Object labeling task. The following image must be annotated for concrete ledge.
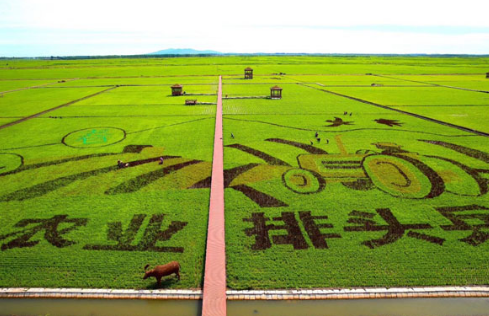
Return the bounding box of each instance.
[0,288,202,300]
[2,286,489,301]
[226,286,489,300]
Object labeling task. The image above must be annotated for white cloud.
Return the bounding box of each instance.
[3,0,489,30]
[1,0,489,55]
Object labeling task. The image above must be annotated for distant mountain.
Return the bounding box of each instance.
[149,48,222,55]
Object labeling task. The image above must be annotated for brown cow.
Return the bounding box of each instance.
[143,261,180,286]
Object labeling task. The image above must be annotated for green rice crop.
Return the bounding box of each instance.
[1,55,489,291]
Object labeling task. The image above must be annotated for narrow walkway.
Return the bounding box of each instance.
[202,76,226,316]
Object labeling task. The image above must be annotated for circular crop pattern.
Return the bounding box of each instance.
[363,155,433,199]
[0,153,23,175]
[282,168,325,194]
[62,127,126,148]
[422,156,484,197]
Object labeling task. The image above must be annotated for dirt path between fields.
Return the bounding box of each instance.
[299,83,489,138]
[0,79,79,95]
[372,74,489,94]
[0,86,118,130]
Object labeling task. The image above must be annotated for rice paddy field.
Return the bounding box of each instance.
[0,56,488,290]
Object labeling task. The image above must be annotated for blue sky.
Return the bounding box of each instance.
[1,0,489,56]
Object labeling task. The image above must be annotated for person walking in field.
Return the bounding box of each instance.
[159,157,164,165]
[231,133,235,139]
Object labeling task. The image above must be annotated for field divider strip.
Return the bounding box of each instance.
[300,83,489,138]
[0,86,118,130]
[0,78,79,95]
[202,75,227,316]
[372,74,489,94]
[223,116,479,138]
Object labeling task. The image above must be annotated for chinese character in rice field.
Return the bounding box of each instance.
[84,214,187,253]
[243,211,340,250]
[299,211,341,249]
[78,128,110,145]
[0,215,88,250]
[344,209,445,248]
[435,205,489,246]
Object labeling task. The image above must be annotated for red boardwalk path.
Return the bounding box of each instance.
[202,76,226,316]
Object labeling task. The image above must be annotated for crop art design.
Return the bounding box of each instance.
[221,137,489,207]
[244,211,340,250]
[325,117,354,127]
[242,205,489,250]
[0,214,188,253]
[0,143,207,201]
[84,214,187,253]
[0,153,23,175]
[1,137,488,205]
[0,215,88,250]
[62,127,126,148]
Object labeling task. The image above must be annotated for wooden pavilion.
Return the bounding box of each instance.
[171,84,183,96]
[270,86,282,99]
[244,67,253,79]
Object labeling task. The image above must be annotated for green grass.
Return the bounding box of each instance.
[59,77,219,87]
[393,105,489,133]
[1,55,489,291]
[0,118,18,125]
[388,75,489,91]
[48,86,218,117]
[219,56,489,289]
[288,74,431,86]
[322,86,489,106]
[0,115,214,288]
[0,80,60,93]
[223,75,299,84]
[223,113,489,289]
[0,87,108,118]
[0,71,216,289]
[313,84,489,134]
[223,84,366,115]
